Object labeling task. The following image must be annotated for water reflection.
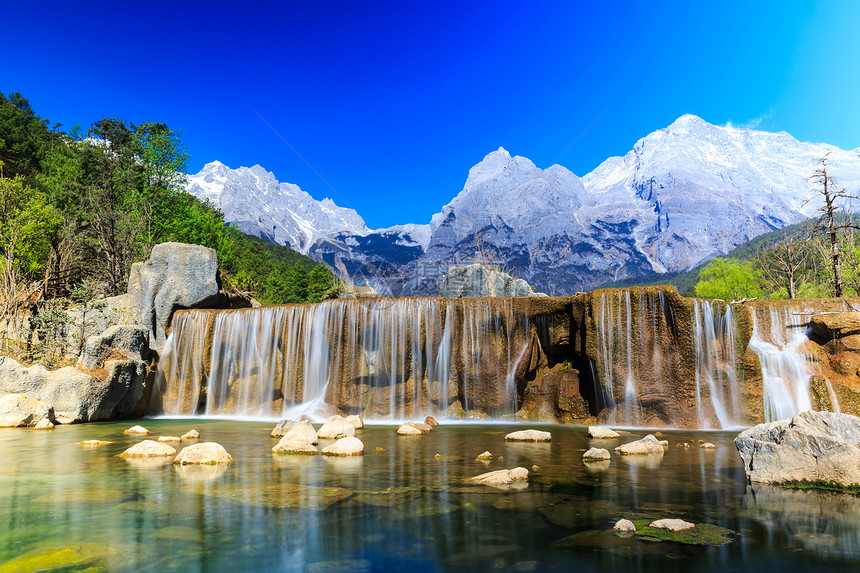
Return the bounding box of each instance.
[0,422,859,572]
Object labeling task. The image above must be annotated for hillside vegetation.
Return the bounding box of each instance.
[0,90,339,319]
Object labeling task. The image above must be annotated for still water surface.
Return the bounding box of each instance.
[1,420,860,572]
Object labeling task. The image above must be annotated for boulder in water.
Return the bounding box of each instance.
[280,420,319,445]
[34,418,55,430]
[588,426,620,439]
[700,442,716,449]
[271,419,297,438]
[78,440,112,446]
[174,442,233,465]
[157,436,181,443]
[476,451,493,461]
[735,410,860,487]
[272,440,319,455]
[469,467,529,486]
[396,423,424,436]
[317,415,355,440]
[424,416,440,426]
[649,519,695,532]
[119,440,177,458]
[613,519,636,532]
[321,436,364,456]
[124,425,150,435]
[0,394,53,427]
[582,447,610,461]
[614,434,665,455]
[344,414,364,429]
[181,429,200,440]
[505,429,551,442]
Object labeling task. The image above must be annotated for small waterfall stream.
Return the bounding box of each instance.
[692,300,742,428]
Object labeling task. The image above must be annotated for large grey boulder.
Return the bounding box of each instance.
[77,325,150,371]
[127,242,225,349]
[735,411,860,487]
[440,264,545,298]
[0,355,147,424]
[0,394,54,427]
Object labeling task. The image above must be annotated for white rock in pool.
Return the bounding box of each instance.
[582,447,610,461]
[469,467,529,486]
[317,416,356,440]
[649,519,695,532]
[614,434,665,455]
[588,426,620,439]
[505,429,551,442]
[344,414,364,429]
[174,442,233,465]
[123,425,150,435]
[118,440,176,458]
[321,436,364,456]
[613,519,636,532]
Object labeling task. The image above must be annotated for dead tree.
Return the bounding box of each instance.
[804,154,859,297]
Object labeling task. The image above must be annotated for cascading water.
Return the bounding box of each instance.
[155,298,532,421]
[748,304,818,422]
[692,300,742,428]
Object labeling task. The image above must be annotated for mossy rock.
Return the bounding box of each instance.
[0,543,124,572]
[631,519,733,546]
[31,489,138,505]
[147,525,204,543]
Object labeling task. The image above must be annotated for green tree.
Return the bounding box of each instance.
[694,257,763,301]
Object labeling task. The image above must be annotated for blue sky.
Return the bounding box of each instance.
[5,1,860,229]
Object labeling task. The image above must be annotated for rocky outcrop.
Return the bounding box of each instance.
[0,394,53,427]
[0,354,147,424]
[127,242,226,350]
[440,264,542,298]
[735,411,860,487]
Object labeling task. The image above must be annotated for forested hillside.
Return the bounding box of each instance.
[0,91,339,319]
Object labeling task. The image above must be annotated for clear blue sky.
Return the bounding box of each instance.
[5,1,860,229]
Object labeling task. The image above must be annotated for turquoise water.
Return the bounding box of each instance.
[1,420,860,572]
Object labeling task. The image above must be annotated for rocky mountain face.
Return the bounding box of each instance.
[186,116,860,295]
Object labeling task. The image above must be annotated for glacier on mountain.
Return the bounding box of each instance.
[185,115,860,296]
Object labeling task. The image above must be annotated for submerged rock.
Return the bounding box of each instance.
[0,393,53,427]
[174,442,233,465]
[469,467,529,486]
[700,442,716,449]
[582,447,610,461]
[317,415,355,439]
[614,434,665,455]
[613,519,636,532]
[123,425,150,435]
[649,518,695,532]
[588,426,620,439]
[118,440,176,458]
[321,436,364,456]
[505,429,551,442]
[735,410,860,487]
[78,440,112,446]
[476,451,493,461]
[344,414,364,429]
[271,419,297,437]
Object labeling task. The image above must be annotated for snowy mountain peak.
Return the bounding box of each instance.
[186,162,369,254]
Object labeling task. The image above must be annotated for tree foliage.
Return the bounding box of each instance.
[0,90,338,310]
[693,258,763,301]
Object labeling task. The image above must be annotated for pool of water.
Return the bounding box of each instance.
[1,420,860,572]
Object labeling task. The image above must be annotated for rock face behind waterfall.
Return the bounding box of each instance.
[440,264,543,298]
[735,411,860,487]
[127,242,227,349]
[152,286,860,428]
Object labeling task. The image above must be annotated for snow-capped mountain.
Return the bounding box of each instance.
[186,116,860,295]
[186,161,370,253]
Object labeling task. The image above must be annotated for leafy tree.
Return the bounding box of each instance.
[0,177,63,323]
[693,257,763,301]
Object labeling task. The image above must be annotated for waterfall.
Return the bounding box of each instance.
[748,304,816,422]
[155,298,532,421]
[692,300,742,428]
